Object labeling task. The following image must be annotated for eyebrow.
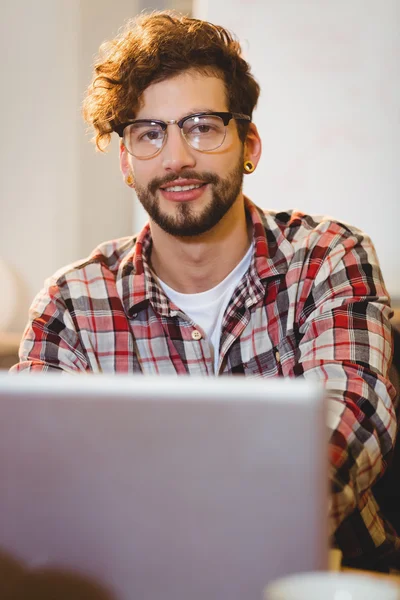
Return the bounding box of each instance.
[135,108,220,121]
[189,108,216,114]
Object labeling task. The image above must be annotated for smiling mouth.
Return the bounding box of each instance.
[161,183,206,192]
[159,181,209,202]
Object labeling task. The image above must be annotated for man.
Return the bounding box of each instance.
[12,12,399,570]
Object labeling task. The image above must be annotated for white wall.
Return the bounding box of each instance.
[0,1,81,331]
[0,0,139,332]
[194,0,400,299]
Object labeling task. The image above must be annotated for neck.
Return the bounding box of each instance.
[150,197,252,293]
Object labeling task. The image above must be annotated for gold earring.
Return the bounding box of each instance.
[244,161,255,174]
[126,173,134,187]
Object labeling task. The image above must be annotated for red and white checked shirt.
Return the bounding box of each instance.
[12,198,399,568]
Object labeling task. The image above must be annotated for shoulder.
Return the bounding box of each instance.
[252,205,376,265]
[247,202,382,291]
[259,207,367,249]
[50,236,137,289]
[33,236,139,313]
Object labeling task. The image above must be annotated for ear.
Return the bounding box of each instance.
[119,142,135,187]
[244,123,262,170]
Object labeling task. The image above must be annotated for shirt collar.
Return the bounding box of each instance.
[246,197,294,280]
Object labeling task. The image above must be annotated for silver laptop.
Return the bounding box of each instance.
[0,373,328,600]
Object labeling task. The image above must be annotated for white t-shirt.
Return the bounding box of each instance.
[156,243,253,373]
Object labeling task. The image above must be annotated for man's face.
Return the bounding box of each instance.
[120,70,246,237]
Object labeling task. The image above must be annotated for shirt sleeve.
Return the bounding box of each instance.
[10,280,88,373]
[295,225,398,539]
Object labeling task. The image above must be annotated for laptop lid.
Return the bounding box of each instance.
[0,374,328,600]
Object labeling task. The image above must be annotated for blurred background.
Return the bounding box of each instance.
[0,0,399,337]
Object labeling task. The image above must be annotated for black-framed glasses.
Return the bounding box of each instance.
[114,112,251,158]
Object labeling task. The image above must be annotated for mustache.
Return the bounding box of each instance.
[148,171,220,195]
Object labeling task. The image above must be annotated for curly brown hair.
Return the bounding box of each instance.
[82,11,260,151]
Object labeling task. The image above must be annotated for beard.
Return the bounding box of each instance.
[134,155,244,237]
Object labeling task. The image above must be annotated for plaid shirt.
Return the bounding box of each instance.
[12,198,399,568]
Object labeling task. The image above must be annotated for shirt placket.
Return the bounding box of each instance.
[169,309,214,376]
[217,269,266,375]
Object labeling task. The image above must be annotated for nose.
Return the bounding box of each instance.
[161,124,196,172]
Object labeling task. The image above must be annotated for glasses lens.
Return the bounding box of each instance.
[182,115,226,151]
[124,122,165,157]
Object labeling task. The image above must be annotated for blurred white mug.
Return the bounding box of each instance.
[264,571,399,600]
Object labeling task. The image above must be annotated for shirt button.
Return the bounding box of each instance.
[192,330,202,341]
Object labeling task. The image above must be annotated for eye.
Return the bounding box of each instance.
[126,122,164,145]
[139,129,164,142]
[190,124,215,134]
[184,115,225,138]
